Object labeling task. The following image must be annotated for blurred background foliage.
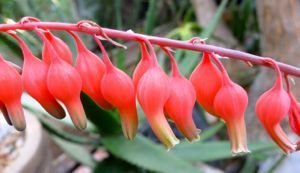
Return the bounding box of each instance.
[0,0,284,172]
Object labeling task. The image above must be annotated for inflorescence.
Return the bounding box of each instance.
[0,16,300,155]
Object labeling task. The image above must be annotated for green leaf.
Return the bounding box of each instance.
[171,140,277,162]
[52,136,97,168]
[81,93,122,136]
[240,155,257,173]
[102,134,202,173]
[201,0,229,39]
[200,121,225,141]
[144,0,157,34]
[25,106,99,145]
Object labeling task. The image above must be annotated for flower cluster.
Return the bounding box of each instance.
[1,18,300,155]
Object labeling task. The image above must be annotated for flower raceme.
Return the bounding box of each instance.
[3,18,300,154]
[255,58,296,154]
[211,53,250,155]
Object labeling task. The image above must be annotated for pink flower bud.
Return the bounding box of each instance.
[41,30,73,65]
[162,47,200,142]
[255,58,296,153]
[9,32,66,119]
[212,53,249,155]
[190,52,222,115]
[0,55,25,130]
[136,41,179,149]
[69,31,112,109]
[94,36,138,139]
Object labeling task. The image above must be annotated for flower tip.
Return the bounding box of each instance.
[65,99,87,130]
[42,102,66,119]
[165,138,180,151]
[232,148,251,157]
[119,108,138,140]
[186,134,200,143]
[6,102,26,131]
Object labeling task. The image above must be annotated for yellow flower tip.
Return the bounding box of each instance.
[186,134,200,143]
[165,138,180,151]
[74,120,87,130]
[232,148,251,157]
[122,128,136,140]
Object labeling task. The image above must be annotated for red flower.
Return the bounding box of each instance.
[255,58,296,153]
[190,52,222,115]
[9,32,66,119]
[162,47,200,142]
[69,31,112,109]
[94,36,138,140]
[212,53,249,155]
[0,55,25,130]
[288,93,300,136]
[283,75,300,136]
[41,30,73,65]
[136,40,179,149]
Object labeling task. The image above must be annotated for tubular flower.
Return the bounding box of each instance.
[69,31,112,109]
[41,30,73,65]
[288,93,300,136]
[284,75,300,136]
[255,58,296,154]
[36,30,87,130]
[9,32,66,119]
[137,40,179,149]
[162,47,200,142]
[0,55,25,130]
[212,53,249,155]
[132,42,152,88]
[190,52,222,115]
[94,35,138,140]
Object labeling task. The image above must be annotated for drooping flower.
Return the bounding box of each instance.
[8,32,66,119]
[190,52,222,116]
[69,31,112,109]
[212,53,250,155]
[36,28,87,130]
[162,47,200,142]
[288,93,300,136]
[255,58,296,154]
[94,35,138,140]
[136,39,179,149]
[40,30,73,65]
[132,42,152,88]
[284,75,300,136]
[0,55,25,130]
